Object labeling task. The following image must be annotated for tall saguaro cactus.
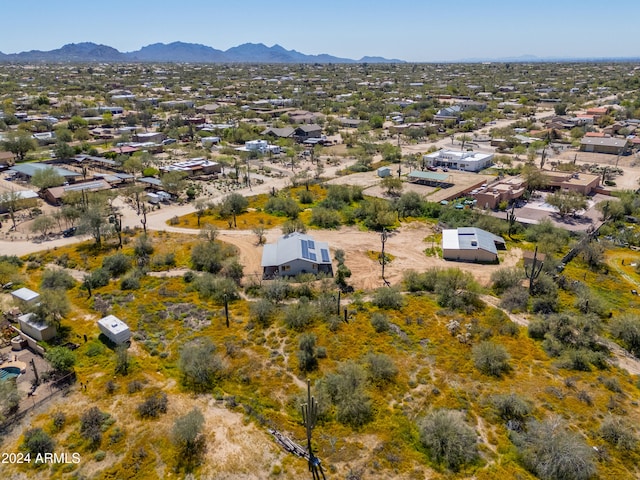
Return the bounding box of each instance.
[525,246,544,294]
[301,380,326,480]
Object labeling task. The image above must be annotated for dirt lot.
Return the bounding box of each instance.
[217,222,521,291]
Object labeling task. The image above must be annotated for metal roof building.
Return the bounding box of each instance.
[442,227,506,263]
[9,162,80,179]
[262,233,333,278]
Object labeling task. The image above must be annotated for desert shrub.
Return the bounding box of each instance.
[191,273,239,304]
[250,299,274,327]
[574,287,607,317]
[45,347,76,373]
[265,196,300,218]
[610,314,640,356]
[151,252,176,268]
[85,268,110,289]
[418,409,478,471]
[120,270,142,290]
[297,333,318,372]
[102,253,131,277]
[178,338,226,392]
[127,380,144,394]
[220,259,244,285]
[491,267,523,295]
[263,278,290,304]
[599,415,638,450]
[515,416,595,480]
[81,407,109,448]
[403,268,439,292]
[370,312,390,333]
[324,362,373,428]
[371,287,404,309]
[137,391,169,419]
[366,353,398,384]
[298,189,314,204]
[500,286,529,312]
[281,219,307,234]
[190,240,235,273]
[0,380,20,419]
[472,341,511,377]
[491,393,532,425]
[601,376,622,393]
[172,407,206,472]
[283,297,315,330]
[354,197,396,230]
[434,268,480,312]
[531,295,559,314]
[40,268,76,290]
[47,412,66,433]
[22,428,55,456]
[310,207,342,228]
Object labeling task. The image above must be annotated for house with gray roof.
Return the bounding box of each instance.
[442,227,506,263]
[261,233,333,278]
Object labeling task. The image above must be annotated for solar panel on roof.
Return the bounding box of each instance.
[309,253,317,261]
[321,249,330,263]
[301,240,309,259]
[308,240,315,249]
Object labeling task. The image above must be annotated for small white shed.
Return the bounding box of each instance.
[18,313,57,342]
[377,166,391,178]
[11,287,40,307]
[98,315,131,345]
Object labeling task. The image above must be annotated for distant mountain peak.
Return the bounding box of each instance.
[0,42,403,64]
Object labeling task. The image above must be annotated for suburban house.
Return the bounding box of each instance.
[472,177,527,210]
[442,227,506,263]
[98,315,131,345]
[9,162,82,184]
[580,137,630,155]
[261,126,295,139]
[132,132,165,144]
[18,313,57,342]
[160,159,221,176]
[262,232,333,278]
[43,179,112,205]
[241,140,281,154]
[423,150,494,172]
[542,171,601,195]
[293,125,322,143]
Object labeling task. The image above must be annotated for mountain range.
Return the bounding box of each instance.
[0,42,404,64]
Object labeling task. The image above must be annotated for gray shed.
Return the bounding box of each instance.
[442,227,506,263]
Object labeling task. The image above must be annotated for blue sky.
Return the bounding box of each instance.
[2,0,638,61]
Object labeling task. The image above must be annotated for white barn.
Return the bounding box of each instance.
[98,315,131,345]
[442,227,506,263]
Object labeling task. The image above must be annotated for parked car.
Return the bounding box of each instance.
[62,227,77,237]
[162,138,177,145]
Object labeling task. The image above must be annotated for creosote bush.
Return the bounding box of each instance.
[599,415,638,450]
[370,312,390,333]
[472,341,511,377]
[418,409,478,471]
[137,391,169,419]
[371,287,404,310]
[22,428,55,456]
[178,338,226,392]
[514,416,595,480]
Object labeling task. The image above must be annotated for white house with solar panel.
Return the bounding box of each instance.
[261,233,333,278]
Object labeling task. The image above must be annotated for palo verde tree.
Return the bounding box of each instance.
[220,192,248,228]
[0,131,36,161]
